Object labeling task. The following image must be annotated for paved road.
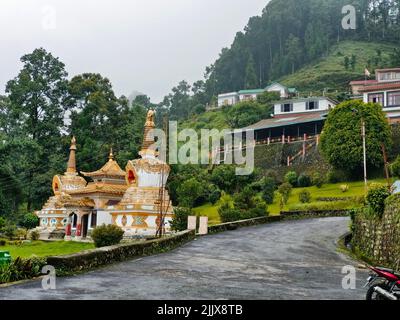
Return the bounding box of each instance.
[0,217,369,300]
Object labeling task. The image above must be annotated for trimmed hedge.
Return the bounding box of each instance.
[47,230,195,273]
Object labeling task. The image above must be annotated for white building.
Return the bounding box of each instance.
[217,92,239,107]
[215,82,297,109]
[238,89,265,102]
[274,97,337,116]
[356,68,400,123]
[265,82,294,99]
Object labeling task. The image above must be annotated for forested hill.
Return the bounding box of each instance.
[208,0,400,95]
[161,0,400,121]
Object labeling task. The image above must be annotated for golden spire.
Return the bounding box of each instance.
[109,147,114,161]
[66,136,77,174]
[140,110,157,156]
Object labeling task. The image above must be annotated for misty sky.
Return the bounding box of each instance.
[0,0,268,103]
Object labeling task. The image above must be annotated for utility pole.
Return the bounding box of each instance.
[353,109,368,192]
[381,143,391,190]
[361,118,368,192]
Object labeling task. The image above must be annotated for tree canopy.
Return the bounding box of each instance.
[320,100,392,175]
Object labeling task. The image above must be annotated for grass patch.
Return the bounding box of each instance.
[1,241,95,259]
[280,40,399,94]
[194,178,389,224]
[193,202,222,226]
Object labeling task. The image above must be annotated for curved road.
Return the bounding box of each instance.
[0,217,368,300]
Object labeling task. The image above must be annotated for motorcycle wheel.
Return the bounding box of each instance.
[366,283,390,300]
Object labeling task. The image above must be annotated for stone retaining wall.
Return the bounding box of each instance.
[47,230,195,273]
[352,194,400,269]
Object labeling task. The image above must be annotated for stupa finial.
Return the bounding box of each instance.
[66,136,77,174]
[109,147,114,161]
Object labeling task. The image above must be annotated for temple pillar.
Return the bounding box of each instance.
[74,214,83,241]
[65,217,72,241]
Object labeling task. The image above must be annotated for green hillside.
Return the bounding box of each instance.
[180,41,399,132]
[280,41,399,95]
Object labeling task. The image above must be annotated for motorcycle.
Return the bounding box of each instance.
[364,266,400,300]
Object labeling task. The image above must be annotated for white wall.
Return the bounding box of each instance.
[217,93,238,107]
[239,93,258,102]
[97,210,112,226]
[363,90,400,112]
[274,99,333,116]
[267,84,288,98]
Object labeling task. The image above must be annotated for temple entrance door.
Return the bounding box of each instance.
[82,214,89,239]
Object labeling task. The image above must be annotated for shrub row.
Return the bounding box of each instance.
[0,257,47,284]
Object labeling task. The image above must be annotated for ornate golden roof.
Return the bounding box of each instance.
[81,149,126,178]
[43,193,95,209]
[68,182,128,196]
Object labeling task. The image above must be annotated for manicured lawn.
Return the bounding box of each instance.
[193,203,221,226]
[194,178,391,225]
[1,241,95,259]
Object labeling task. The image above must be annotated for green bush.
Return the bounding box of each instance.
[0,257,47,284]
[297,173,312,188]
[365,184,391,218]
[170,207,192,232]
[218,202,241,223]
[0,239,6,246]
[177,178,205,208]
[261,177,276,205]
[29,230,40,241]
[16,228,28,240]
[312,172,324,188]
[3,223,17,240]
[284,171,298,187]
[20,213,39,230]
[241,203,268,220]
[299,190,311,203]
[326,169,348,183]
[0,217,5,229]
[207,185,221,205]
[390,155,400,178]
[278,183,293,204]
[320,100,392,174]
[91,224,124,248]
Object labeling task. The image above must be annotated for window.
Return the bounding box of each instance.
[368,93,384,106]
[281,103,293,113]
[306,101,319,110]
[387,91,400,107]
[379,72,400,81]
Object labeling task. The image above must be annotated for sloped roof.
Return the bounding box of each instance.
[265,82,287,90]
[238,89,264,95]
[81,158,125,178]
[68,182,128,196]
[241,111,328,132]
[359,82,400,92]
[349,80,378,85]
